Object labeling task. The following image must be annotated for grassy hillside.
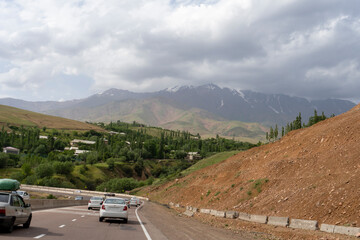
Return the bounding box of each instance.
[180,151,240,176]
[0,104,103,131]
[46,98,267,142]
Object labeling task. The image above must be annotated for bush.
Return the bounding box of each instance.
[86,152,99,165]
[24,175,38,185]
[47,194,57,199]
[119,165,133,177]
[39,177,75,188]
[34,144,48,155]
[0,152,9,168]
[35,163,54,178]
[96,178,140,193]
[10,171,26,182]
[53,161,74,175]
[106,159,115,170]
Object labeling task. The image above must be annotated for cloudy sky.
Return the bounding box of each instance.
[0,0,359,103]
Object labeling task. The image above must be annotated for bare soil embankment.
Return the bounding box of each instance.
[145,104,360,228]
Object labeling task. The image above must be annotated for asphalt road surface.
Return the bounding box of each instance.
[0,201,262,240]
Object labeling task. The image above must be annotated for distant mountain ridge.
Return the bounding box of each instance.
[0,84,355,141]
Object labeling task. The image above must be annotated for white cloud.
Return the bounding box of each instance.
[0,0,359,101]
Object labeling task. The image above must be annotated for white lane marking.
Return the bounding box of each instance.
[34,234,46,239]
[59,225,66,228]
[135,203,152,240]
[81,215,85,217]
[72,219,77,222]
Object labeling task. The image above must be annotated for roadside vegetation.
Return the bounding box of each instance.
[0,120,257,193]
[265,110,334,142]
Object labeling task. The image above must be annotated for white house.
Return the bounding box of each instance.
[3,147,20,155]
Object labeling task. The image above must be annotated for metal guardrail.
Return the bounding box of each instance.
[20,184,149,201]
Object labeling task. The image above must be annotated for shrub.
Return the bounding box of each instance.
[47,194,57,199]
[96,178,140,193]
[53,161,74,175]
[0,152,9,168]
[35,163,54,178]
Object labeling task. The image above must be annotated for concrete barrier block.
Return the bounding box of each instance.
[169,202,174,207]
[267,216,289,227]
[215,211,226,218]
[238,212,251,221]
[333,225,360,237]
[289,219,318,231]
[192,207,198,213]
[226,211,239,219]
[183,210,194,217]
[210,209,218,216]
[175,203,180,208]
[320,224,335,233]
[200,209,211,214]
[250,214,268,224]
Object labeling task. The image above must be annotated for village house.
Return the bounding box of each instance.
[70,139,96,146]
[187,152,201,160]
[3,147,20,155]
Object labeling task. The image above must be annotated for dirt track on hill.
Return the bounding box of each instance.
[146,104,360,232]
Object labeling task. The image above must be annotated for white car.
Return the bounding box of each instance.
[0,191,32,232]
[129,197,140,207]
[15,191,30,200]
[88,196,104,210]
[99,198,128,223]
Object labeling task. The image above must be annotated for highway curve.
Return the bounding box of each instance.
[0,202,263,240]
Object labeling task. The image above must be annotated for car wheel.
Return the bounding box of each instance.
[7,218,15,233]
[123,218,128,224]
[99,217,104,222]
[88,207,91,210]
[23,214,32,228]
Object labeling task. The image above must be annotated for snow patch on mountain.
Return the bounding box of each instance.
[268,105,279,114]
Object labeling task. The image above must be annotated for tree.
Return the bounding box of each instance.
[35,163,54,178]
[0,153,9,168]
[269,127,274,141]
[53,161,74,175]
[86,152,99,165]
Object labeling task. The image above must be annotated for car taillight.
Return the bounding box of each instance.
[89,200,91,203]
[123,205,127,211]
[101,205,105,210]
[0,207,5,215]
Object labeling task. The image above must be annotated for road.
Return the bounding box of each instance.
[0,201,262,240]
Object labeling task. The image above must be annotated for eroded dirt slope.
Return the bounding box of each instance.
[146,104,360,226]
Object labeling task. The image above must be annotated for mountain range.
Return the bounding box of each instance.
[0,84,355,141]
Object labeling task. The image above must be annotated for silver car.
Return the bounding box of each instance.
[0,191,32,233]
[15,191,30,200]
[130,197,140,207]
[88,196,104,210]
[99,198,128,223]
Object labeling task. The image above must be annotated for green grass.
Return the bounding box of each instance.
[0,168,21,178]
[181,151,239,176]
[72,165,107,182]
[0,104,103,131]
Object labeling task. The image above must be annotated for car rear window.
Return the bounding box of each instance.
[105,199,125,204]
[0,194,9,203]
[91,197,103,200]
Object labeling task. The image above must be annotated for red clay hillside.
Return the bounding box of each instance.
[146,104,360,227]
